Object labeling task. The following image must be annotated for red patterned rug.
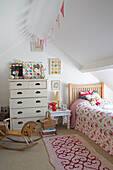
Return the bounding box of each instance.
[43,134,113,170]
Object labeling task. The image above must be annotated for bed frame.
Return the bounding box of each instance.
[68,83,104,108]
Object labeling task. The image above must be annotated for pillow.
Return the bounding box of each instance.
[92,93,101,100]
[87,93,101,106]
[85,95,93,101]
[90,98,101,106]
[80,90,97,99]
[86,93,101,101]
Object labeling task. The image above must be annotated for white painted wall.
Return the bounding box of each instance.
[92,70,113,102]
[0,40,103,108]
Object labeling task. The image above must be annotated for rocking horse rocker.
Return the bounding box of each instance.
[0,117,42,151]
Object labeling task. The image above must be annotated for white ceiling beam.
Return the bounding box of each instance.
[80,57,113,72]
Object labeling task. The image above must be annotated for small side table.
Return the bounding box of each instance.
[49,109,71,129]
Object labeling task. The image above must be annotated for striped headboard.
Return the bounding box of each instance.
[68,83,104,108]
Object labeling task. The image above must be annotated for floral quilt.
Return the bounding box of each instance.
[71,99,113,156]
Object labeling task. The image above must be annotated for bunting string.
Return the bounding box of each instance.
[33,0,65,48]
[56,14,60,28]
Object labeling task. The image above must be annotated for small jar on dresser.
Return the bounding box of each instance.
[9,79,48,130]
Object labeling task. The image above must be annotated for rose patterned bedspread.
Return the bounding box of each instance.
[70,99,113,156]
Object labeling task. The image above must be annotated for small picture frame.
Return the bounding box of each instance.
[51,80,60,90]
[61,104,67,111]
[49,59,61,75]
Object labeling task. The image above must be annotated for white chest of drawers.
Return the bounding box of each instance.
[9,79,48,129]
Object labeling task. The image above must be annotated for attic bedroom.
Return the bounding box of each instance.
[0,0,113,169]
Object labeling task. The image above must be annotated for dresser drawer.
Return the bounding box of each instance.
[9,82,28,89]
[10,98,47,108]
[10,89,47,98]
[10,107,48,118]
[28,81,47,89]
[10,117,42,130]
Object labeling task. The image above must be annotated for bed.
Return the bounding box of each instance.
[68,83,113,156]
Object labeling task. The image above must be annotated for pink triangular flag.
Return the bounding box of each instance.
[40,39,42,44]
[56,14,60,28]
[42,39,44,45]
[40,40,43,48]
[52,26,54,38]
[45,37,47,47]
[37,37,39,46]
[60,1,64,17]
[48,33,51,40]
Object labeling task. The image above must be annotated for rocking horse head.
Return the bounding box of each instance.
[21,121,38,137]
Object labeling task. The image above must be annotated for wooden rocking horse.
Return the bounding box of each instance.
[0,117,42,151]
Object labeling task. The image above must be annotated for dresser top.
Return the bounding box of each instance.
[9,79,48,82]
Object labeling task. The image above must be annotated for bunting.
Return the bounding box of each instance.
[60,0,64,17]
[56,14,60,27]
[34,1,65,49]
[45,36,47,47]
[52,26,54,38]
[39,40,42,48]
[37,37,39,46]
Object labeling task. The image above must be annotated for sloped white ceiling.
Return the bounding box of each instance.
[26,0,62,38]
[53,0,113,72]
[0,0,113,72]
[0,0,32,56]
[0,0,63,56]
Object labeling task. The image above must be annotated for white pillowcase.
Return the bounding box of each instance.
[86,93,101,101]
[85,95,92,101]
[92,93,101,100]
